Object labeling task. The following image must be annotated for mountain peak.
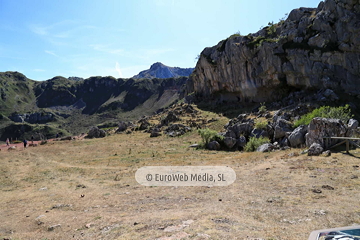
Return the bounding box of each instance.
[133,63,194,79]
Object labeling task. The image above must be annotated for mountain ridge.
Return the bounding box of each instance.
[133,62,194,79]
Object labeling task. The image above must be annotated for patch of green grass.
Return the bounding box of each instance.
[254,119,268,129]
[197,128,224,146]
[244,136,270,152]
[294,105,353,127]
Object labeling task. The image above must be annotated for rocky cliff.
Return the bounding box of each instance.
[133,62,194,79]
[187,0,360,103]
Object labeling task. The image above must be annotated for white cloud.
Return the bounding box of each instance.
[45,50,59,57]
[115,62,123,78]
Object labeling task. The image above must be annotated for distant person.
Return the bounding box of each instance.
[31,135,34,144]
[23,139,28,148]
[6,138,10,146]
[56,133,59,139]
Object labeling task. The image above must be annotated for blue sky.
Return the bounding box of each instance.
[0,0,321,80]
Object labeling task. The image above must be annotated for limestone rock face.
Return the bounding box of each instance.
[187,0,360,102]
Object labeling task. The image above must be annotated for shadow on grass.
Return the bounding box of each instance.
[195,101,260,119]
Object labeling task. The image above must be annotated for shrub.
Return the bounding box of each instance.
[294,105,353,127]
[244,136,270,152]
[255,119,268,129]
[259,102,267,113]
[197,128,224,145]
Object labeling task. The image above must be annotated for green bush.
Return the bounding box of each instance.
[294,105,353,127]
[197,128,224,145]
[255,119,268,129]
[259,102,267,113]
[244,136,270,152]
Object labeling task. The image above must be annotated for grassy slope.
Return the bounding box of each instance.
[1,106,360,239]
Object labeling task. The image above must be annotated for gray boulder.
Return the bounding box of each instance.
[257,143,275,152]
[224,137,237,149]
[87,127,106,138]
[207,141,221,151]
[164,124,191,137]
[228,121,254,138]
[305,117,347,148]
[161,111,180,126]
[288,125,308,147]
[236,136,247,149]
[348,119,359,130]
[251,128,269,138]
[117,121,129,132]
[308,143,323,156]
[274,119,293,139]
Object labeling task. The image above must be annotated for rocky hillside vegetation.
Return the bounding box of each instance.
[0,71,187,141]
[187,0,360,103]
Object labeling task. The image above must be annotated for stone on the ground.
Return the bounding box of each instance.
[288,125,308,147]
[224,137,237,149]
[207,141,220,150]
[305,117,347,147]
[257,143,275,152]
[308,143,324,156]
[87,127,106,138]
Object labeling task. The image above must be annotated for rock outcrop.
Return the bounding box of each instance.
[187,0,360,103]
[86,127,106,139]
[9,112,54,124]
[305,117,347,147]
[133,62,194,79]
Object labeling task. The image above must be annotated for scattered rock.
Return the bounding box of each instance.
[48,224,61,231]
[313,209,327,215]
[86,126,106,139]
[164,124,191,137]
[138,118,151,130]
[251,128,269,138]
[207,141,220,151]
[228,121,254,138]
[322,185,334,190]
[161,111,180,126]
[321,150,331,157]
[35,215,46,225]
[312,189,322,194]
[257,143,275,152]
[274,119,293,139]
[150,131,162,138]
[288,125,308,148]
[236,136,247,149]
[223,137,237,149]
[51,204,72,209]
[308,143,324,156]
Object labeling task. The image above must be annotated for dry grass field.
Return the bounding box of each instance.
[1,110,360,240]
